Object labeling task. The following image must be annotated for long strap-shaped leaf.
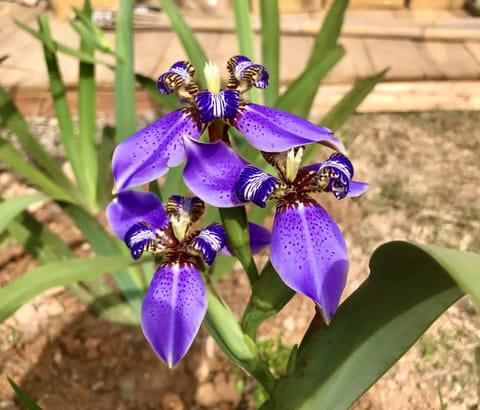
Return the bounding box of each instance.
[0,195,46,232]
[115,0,137,142]
[0,254,134,322]
[7,378,41,410]
[263,241,479,410]
[159,0,208,86]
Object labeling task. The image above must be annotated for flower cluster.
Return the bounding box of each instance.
[108,55,367,365]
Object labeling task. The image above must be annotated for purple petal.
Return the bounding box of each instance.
[157,61,196,94]
[191,223,227,265]
[348,181,369,197]
[195,90,239,123]
[142,261,207,367]
[220,222,271,256]
[113,109,201,191]
[270,200,348,321]
[226,55,269,89]
[236,165,278,208]
[183,137,247,207]
[318,153,354,200]
[106,190,167,239]
[232,103,345,153]
[124,222,157,260]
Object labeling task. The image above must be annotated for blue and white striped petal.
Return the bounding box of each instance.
[191,223,227,265]
[236,165,278,208]
[166,196,205,224]
[318,153,354,199]
[156,61,195,95]
[124,222,157,260]
[195,90,240,123]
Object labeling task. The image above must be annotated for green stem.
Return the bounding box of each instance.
[219,207,259,284]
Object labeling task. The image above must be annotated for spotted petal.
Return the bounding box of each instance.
[113,109,201,191]
[106,190,167,239]
[183,137,247,207]
[232,103,345,153]
[142,261,207,367]
[270,200,348,321]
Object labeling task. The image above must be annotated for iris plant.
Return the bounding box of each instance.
[112,56,345,192]
[107,191,226,366]
[182,139,368,321]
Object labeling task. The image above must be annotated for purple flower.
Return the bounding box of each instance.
[107,191,226,366]
[182,139,368,321]
[112,56,344,192]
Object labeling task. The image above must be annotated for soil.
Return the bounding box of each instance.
[0,111,479,409]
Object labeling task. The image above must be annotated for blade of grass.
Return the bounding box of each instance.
[259,0,280,106]
[78,0,99,211]
[0,86,73,189]
[7,378,41,410]
[115,0,137,142]
[232,0,258,103]
[0,195,46,232]
[37,15,92,208]
[97,125,116,208]
[159,0,208,86]
[0,138,77,203]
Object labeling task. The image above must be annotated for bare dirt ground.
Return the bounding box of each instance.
[0,111,479,409]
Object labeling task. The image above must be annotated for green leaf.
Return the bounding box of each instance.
[96,125,116,207]
[320,69,388,132]
[159,0,208,86]
[0,138,77,203]
[7,378,42,410]
[115,0,137,142]
[259,0,280,106]
[275,0,348,117]
[219,207,258,285]
[0,255,134,323]
[264,241,479,410]
[275,45,344,117]
[135,73,180,112]
[232,0,258,103]
[0,195,46,232]
[77,0,99,211]
[62,204,145,317]
[241,262,294,340]
[37,15,91,205]
[0,85,72,189]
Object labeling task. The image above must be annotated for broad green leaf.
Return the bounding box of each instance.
[260,0,280,106]
[159,0,208,86]
[0,255,134,322]
[0,86,72,189]
[232,0,258,103]
[78,0,99,211]
[320,69,388,132]
[0,195,46,232]
[219,207,258,285]
[0,138,76,203]
[96,125,116,207]
[7,378,41,410]
[115,0,137,142]
[264,241,479,410]
[275,45,344,117]
[38,15,91,206]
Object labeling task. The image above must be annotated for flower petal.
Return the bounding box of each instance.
[318,153,354,200]
[106,190,168,239]
[183,137,247,207]
[236,165,278,208]
[348,181,369,197]
[124,222,157,260]
[195,90,239,123]
[270,200,348,321]
[220,222,271,256]
[113,109,201,191]
[191,223,227,265]
[232,103,344,153]
[142,261,207,367]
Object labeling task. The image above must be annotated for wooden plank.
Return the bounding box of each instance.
[464,42,480,66]
[409,0,465,9]
[363,38,427,80]
[280,35,315,84]
[419,41,480,79]
[341,38,375,79]
[134,31,174,78]
[0,2,45,40]
[325,0,404,8]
